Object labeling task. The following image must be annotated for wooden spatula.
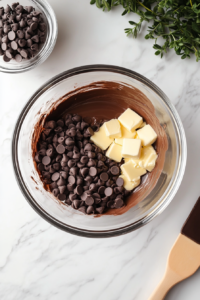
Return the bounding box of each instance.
[149,197,200,300]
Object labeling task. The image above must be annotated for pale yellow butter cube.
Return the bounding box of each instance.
[106,142,122,162]
[115,125,136,145]
[120,160,146,181]
[119,174,141,191]
[134,133,140,140]
[105,119,121,138]
[122,138,142,159]
[137,124,157,146]
[139,122,146,128]
[118,108,143,131]
[90,124,114,150]
[132,146,158,172]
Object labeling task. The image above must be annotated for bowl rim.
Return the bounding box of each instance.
[0,0,58,74]
[12,64,187,238]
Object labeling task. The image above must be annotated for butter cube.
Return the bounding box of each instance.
[106,142,122,162]
[122,138,142,159]
[121,160,146,181]
[132,146,158,172]
[137,124,157,146]
[115,125,136,146]
[90,124,114,150]
[105,119,121,138]
[139,122,146,128]
[118,108,143,131]
[119,174,141,191]
[134,133,140,140]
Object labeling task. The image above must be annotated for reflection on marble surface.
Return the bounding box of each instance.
[0,0,200,299]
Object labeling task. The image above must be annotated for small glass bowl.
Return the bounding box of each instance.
[12,65,187,237]
[0,0,57,73]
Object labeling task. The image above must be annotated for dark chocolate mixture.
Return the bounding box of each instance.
[32,81,168,216]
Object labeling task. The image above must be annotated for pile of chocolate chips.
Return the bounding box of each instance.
[34,113,132,214]
[0,3,46,62]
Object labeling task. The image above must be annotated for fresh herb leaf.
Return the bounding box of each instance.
[90,0,200,61]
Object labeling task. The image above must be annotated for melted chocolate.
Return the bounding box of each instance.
[32,81,168,216]
[181,197,200,245]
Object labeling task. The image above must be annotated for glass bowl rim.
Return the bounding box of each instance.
[0,0,58,74]
[12,64,187,238]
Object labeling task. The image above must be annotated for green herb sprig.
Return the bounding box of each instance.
[90,0,200,61]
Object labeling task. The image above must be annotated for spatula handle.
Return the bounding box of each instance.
[149,267,181,300]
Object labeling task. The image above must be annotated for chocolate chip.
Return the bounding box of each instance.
[100,172,109,182]
[56,144,65,154]
[4,25,11,34]
[96,207,104,214]
[42,156,51,166]
[107,200,115,208]
[31,34,39,43]
[106,179,113,187]
[85,176,93,184]
[51,172,60,182]
[80,192,88,201]
[89,183,97,192]
[68,175,75,185]
[42,171,51,179]
[87,206,95,214]
[68,159,76,168]
[57,176,66,186]
[105,187,113,197]
[80,156,88,164]
[2,43,8,51]
[69,193,77,201]
[46,148,54,157]
[10,40,18,50]
[53,162,60,170]
[35,153,41,163]
[81,167,89,177]
[73,200,81,209]
[78,206,86,214]
[58,194,66,201]
[58,185,66,194]
[116,177,124,187]
[52,188,59,197]
[20,47,28,57]
[111,166,120,175]
[25,6,33,13]
[79,121,87,130]
[89,167,97,177]
[115,198,124,208]
[69,167,78,177]
[8,31,16,40]
[60,171,68,179]
[67,184,74,192]
[49,166,55,174]
[37,163,44,171]
[5,49,13,59]
[74,185,83,196]
[50,182,57,190]
[5,4,11,13]
[94,198,101,205]
[16,29,24,38]
[98,186,105,195]
[85,196,94,206]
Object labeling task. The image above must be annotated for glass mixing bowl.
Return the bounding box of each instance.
[12,65,187,237]
[0,0,57,73]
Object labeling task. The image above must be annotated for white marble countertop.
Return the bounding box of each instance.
[0,0,200,299]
